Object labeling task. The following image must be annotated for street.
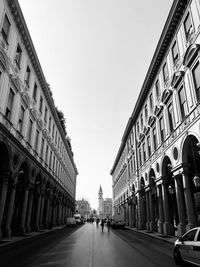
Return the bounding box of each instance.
[0,223,192,267]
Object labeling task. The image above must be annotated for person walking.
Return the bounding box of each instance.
[100,219,105,232]
[107,219,111,232]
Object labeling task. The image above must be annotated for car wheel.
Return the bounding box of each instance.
[173,248,182,265]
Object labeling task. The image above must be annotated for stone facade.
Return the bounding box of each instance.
[0,0,78,238]
[111,0,200,237]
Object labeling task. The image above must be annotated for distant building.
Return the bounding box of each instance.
[76,199,91,219]
[98,186,112,219]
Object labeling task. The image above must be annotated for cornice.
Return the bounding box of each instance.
[6,0,78,174]
[131,0,189,122]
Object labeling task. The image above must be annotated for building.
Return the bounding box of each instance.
[98,185,112,219]
[111,0,200,238]
[76,199,91,219]
[0,0,78,238]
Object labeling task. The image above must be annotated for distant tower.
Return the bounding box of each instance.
[98,185,103,218]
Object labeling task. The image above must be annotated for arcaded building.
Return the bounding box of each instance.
[0,0,78,238]
[111,0,200,237]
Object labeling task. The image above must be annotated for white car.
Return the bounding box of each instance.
[66,217,76,226]
[173,227,200,266]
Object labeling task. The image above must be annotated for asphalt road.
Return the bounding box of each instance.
[0,223,194,267]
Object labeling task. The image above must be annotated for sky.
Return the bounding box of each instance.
[18,0,173,210]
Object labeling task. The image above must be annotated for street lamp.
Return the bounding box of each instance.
[191,141,200,189]
[168,185,175,195]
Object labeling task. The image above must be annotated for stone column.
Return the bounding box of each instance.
[0,177,9,238]
[157,185,164,234]
[182,171,197,231]
[162,181,174,235]
[138,191,146,229]
[25,189,34,232]
[39,193,45,229]
[35,193,41,230]
[4,181,16,237]
[149,190,157,231]
[174,175,186,235]
[145,191,150,230]
[20,187,29,234]
[44,196,50,228]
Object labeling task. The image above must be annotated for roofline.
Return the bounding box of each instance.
[6,0,78,174]
[110,0,189,175]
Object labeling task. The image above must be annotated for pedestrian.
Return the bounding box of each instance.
[107,219,111,232]
[96,218,100,227]
[100,219,105,232]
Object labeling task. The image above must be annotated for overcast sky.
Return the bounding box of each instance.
[18,0,173,210]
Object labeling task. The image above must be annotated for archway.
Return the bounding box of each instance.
[0,141,10,236]
[149,168,158,232]
[182,135,200,226]
[162,156,178,235]
[11,161,29,235]
[30,173,42,231]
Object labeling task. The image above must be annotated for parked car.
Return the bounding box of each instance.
[173,227,200,266]
[66,217,76,227]
[74,213,82,225]
[111,219,125,229]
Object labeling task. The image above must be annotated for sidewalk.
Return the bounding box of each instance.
[126,226,177,245]
[0,225,66,248]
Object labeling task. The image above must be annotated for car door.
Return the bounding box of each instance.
[191,229,200,265]
[181,229,197,263]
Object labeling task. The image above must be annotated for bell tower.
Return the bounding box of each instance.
[98,185,103,218]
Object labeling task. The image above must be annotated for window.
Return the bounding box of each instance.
[52,155,55,171]
[27,119,33,143]
[52,124,55,138]
[44,107,47,122]
[25,66,31,86]
[39,96,43,113]
[55,131,57,144]
[137,121,140,135]
[140,113,143,130]
[168,103,175,133]
[163,62,169,82]
[150,93,153,111]
[32,83,37,102]
[1,14,10,41]
[40,138,44,158]
[15,44,22,67]
[5,88,15,120]
[155,80,160,100]
[45,145,49,163]
[142,142,146,162]
[35,130,39,152]
[183,229,197,242]
[159,117,165,143]
[49,150,52,168]
[152,126,157,151]
[184,12,193,41]
[18,105,25,133]
[145,104,148,121]
[48,116,51,132]
[147,134,151,156]
[172,41,179,64]
[178,86,187,119]
[139,148,142,166]
[192,61,200,101]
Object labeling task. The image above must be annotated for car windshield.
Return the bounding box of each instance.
[182,229,197,241]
